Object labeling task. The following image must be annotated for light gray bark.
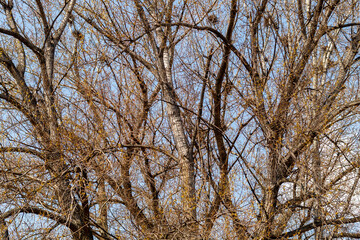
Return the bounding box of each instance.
[160,48,196,232]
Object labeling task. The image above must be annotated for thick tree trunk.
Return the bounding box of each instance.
[160,49,197,238]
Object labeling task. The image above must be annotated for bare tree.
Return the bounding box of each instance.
[0,0,360,239]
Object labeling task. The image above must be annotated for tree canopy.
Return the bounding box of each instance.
[0,0,360,239]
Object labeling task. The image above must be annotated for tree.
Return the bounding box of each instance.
[0,0,360,239]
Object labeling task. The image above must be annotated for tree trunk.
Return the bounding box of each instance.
[160,49,197,238]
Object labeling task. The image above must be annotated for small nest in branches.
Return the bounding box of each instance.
[72,30,84,40]
[207,14,219,25]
